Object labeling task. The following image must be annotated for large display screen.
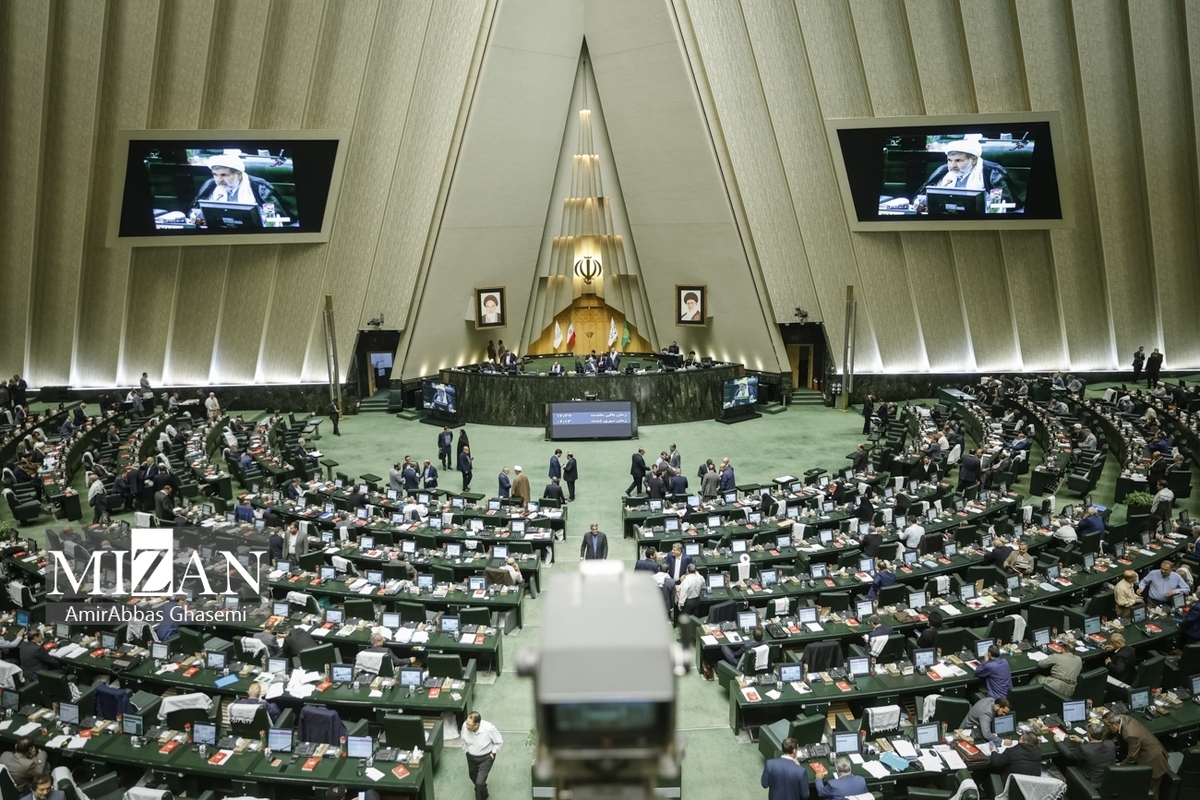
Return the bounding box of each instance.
[423,381,457,417]
[722,376,758,410]
[548,401,636,440]
[827,113,1069,231]
[108,129,348,246]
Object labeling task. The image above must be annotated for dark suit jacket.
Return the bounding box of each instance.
[669,475,688,495]
[959,455,982,484]
[761,757,810,800]
[646,475,666,499]
[988,742,1042,783]
[631,453,647,478]
[403,467,419,490]
[423,466,438,488]
[860,532,883,558]
[1107,646,1137,683]
[580,531,608,560]
[549,456,561,479]
[543,482,565,501]
[1056,739,1116,787]
[281,628,319,659]
[852,450,869,473]
[665,553,693,580]
[458,451,472,474]
[634,558,658,572]
[563,457,578,481]
[498,472,511,497]
[815,773,867,799]
[268,533,285,561]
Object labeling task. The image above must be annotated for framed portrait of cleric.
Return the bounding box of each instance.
[676,285,706,327]
[826,112,1070,231]
[475,287,507,330]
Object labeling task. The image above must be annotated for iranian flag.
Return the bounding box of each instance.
[566,320,576,348]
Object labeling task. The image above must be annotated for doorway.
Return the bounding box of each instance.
[367,352,394,397]
[786,344,813,390]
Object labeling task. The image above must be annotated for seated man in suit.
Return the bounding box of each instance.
[988,731,1042,784]
[814,756,868,800]
[234,497,258,524]
[864,614,893,641]
[285,477,304,501]
[721,625,764,667]
[543,477,565,502]
[280,627,319,659]
[1056,722,1116,788]
[237,682,281,725]
[254,620,282,655]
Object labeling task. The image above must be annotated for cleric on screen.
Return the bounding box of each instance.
[914,137,1017,211]
[189,153,291,224]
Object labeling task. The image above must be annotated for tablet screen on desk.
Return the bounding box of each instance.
[268,728,293,752]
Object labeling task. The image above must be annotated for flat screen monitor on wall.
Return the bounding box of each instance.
[722,376,758,411]
[827,112,1069,231]
[108,129,350,246]
[422,381,457,418]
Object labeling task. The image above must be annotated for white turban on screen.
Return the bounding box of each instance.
[936,136,985,191]
[206,154,256,205]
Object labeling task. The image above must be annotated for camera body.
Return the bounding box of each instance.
[517,562,692,798]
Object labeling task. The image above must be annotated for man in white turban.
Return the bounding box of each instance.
[189,153,291,226]
[914,136,1017,212]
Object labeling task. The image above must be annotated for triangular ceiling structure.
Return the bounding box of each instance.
[397,0,788,379]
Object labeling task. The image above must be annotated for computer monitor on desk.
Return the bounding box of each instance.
[198,200,263,230]
[993,714,1015,737]
[737,611,758,631]
[267,728,293,753]
[399,667,423,688]
[192,721,216,746]
[974,640,992,659]
[833,732,859,754]
[1063,700,1086,725]
[58,702,79,725]
[916,723,940,747]
[1130,689,1150,712]
[913,648,936,669]
[1033,628,1051,647]
[848,657,871,677]
[779,664,802,683]
[123,713,144,736]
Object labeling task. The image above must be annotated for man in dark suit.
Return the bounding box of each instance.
[908,455,934,483]
[668,471,688,495]
[861,394,875,436]
[18,629,59,681]
[549,449,562,481]
[497,467,511,498]
[580,524,608,560]
[1145,347,1163,388]
[402,462,420,493]
[281,627,320,659]
[458,446,473,492]
[722,625,764,667]
[865,615,893,639]
[269,530,286,561]
[543,477,565,502]
[958,447,982,491]
[437,427,453,470]
[563,452,577,501]
[634,548,658,572]
[1056,723,1117,788]
[72,402,88,426]
[1147,451,1170,486]
[761,738,809,800]
[852,444,869,474]
[627,449,647,496]
[646,470,666,500]
[665,543,692,583]
[422,460,438,490]
[988,732,1042,784]
[1104,633,1137,683]
[814,757,866,800]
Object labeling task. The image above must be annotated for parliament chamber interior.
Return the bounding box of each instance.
[2,1,1200,800]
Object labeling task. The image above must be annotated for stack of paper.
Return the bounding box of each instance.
[862,761,891,779]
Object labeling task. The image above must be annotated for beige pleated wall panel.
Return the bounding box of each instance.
[170,0,271,386]
[293,0,433,382]
[584,0,786,372]
[259,0,376,384]
[682,1,824,345]
[352,0,493,381]
[72,0,160,387]
[121,0,216,389]
[738,0,882,371]
[0,0,50,378]
[795,0,926,370]
[961,0,1066,370]
[1131,3,1200,366]
[1073,2,1157,363]
[27,0,107,387]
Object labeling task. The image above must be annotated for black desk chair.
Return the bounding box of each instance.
[935,626,973,654]
[818,591,850,614]
[1026,603,1066,635]
[984,616,1016,645]
[800,641,842,673]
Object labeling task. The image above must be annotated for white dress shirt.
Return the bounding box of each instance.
[462,719,503,757]
[903,524,925,550]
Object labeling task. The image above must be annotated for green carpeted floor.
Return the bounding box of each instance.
[9,384,1200,799]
